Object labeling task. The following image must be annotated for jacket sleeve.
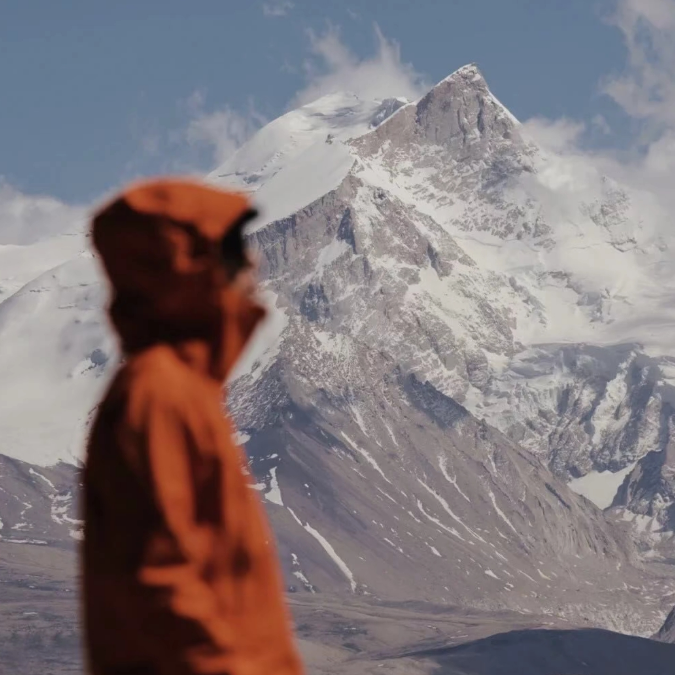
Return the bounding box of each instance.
[132,394,237,675]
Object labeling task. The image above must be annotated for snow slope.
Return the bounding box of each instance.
[0,91,405,466]
[208,92,406,229]
[569,464,637,510]
[0,253,114,465]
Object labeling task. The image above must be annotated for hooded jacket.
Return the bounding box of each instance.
[83,178,304,675]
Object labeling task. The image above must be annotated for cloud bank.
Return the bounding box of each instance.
[0,180,87,246]
[520,0,675,233]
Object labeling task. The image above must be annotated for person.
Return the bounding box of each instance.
[82,178,304,675]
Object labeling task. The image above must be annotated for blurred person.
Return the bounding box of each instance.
[82,178,304,675]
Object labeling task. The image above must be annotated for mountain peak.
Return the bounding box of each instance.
[415,62,519,138]
[408,62,518,152]
[350,60,522,175]
[440,62,486,86]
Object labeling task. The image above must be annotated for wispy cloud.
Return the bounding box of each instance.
[519,0,675,233]
[291,24,429,107]
[262,1,294,18]
[591,114,611,135]
[122,90,265,177]
[185,109,254,167]
[0,180,86,245]
[522,118,586,154]
[603,0,675,133]
[182,90,264,167]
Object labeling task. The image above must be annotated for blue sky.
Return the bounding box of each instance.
[0,0,665,204]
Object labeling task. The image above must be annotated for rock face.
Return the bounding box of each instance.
[482,344,675,556]
[343,64,675,553]
[2,64,675,640]
[0,455,81,546]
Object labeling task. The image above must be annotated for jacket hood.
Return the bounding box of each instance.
[92,177,265,381]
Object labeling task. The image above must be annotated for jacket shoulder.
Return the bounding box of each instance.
[118,346,213,430]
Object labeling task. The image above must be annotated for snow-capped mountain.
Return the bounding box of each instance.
[0,219,112,468]
[2,64,675,637]
[216,63,675,562]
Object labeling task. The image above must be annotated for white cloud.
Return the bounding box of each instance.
[173,90,266,170]
[521,118,586,154]
[186,108,259,166]
[603,0,675,131]
[291,25,429,107]
[518,0,675,230]
[121,89,265,176]
[263,1,294,17]
[0,180,86,245]
[592,114,612,135]
[601,1,675,190]
[519,120,605,201]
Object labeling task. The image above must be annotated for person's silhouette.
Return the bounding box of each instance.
[83,178,304,675]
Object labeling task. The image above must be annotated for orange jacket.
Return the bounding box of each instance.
[83,178,304,675]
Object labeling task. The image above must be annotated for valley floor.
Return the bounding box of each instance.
[0,544,80,675]
[3,544,675,675]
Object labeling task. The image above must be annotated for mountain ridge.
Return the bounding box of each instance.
[1,64,675,642]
